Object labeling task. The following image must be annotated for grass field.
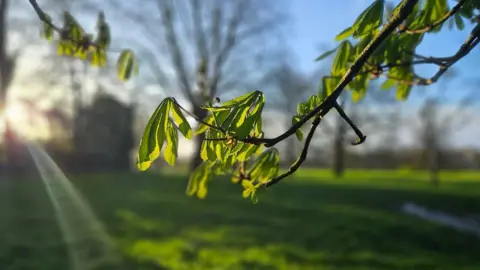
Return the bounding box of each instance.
[1,169,480,270]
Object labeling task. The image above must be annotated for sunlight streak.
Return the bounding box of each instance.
[26,141,122,270]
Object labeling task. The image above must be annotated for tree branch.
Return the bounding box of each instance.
[157,0,195,104]
[333,102,367,145]
[263,115,323,187]
[247,0,419,147]
[27,0,62,32]
[399,0,467,34]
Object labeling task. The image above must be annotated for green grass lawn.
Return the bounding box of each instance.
[1,169,480,270]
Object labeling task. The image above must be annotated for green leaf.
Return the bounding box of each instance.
[292,116,303,141]
[186,161,213,199]
[380,78,397,90]
[95,11,110,49]
[237,144,261,162]
[116,49,139,81]
[41,14,54,41]
[315,47,338,61]
[202,91,255,111]
[221,91,257,107]
[136,99,170,171]
[170,101,192,139]
[200,141,209,161]
[88,50,107,67]
[335,26,355,41]
[320,76,340,102]
[194,114,214,135]
[352,0,384,38]
[454,13,465,30]
[307,95,321,110]
[247,148,280,184]
[396,83,412,101]
[349,73,369,102]
[206,141,217,162]
[331,40,352,76]
[62,11,85,42]
[242,180,255,197]
[234,96,264,139]
[163,121,179,166]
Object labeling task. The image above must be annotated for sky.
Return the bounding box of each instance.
[290,0,479,84]
[3,0,480,154]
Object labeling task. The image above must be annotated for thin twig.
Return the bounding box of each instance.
[399,0,467,34]
[249,0,419,148]
[263,115,322,187]
[333,102,367,145]
[28,0,62,32]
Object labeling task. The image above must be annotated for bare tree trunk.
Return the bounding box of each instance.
[332,121,346,178]
[285,116,297,164]
[332,98,347,178]
[428,144,440,186]
[0,0,17,174]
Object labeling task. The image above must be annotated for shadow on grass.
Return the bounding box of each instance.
[70,172,480,270]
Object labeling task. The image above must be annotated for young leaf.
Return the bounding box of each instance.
[200,141,209,161]
[331,40,352,76]
[202,91,256,111]
[95,11,111,49]
[206,140,217,162]
[247,148,280,184]
[186,161,213,199]
[380,78,397,90]
[315,46,338,61]
[234,96,264,139]
[194,114,214,135]
[163,120,179,166]
[241,180,258,203]
[117,49,139,81]
[41,14,54,41]
[62,12,84,42]
[136,100,170,171]
[396,83,412,101]
[454,13,465,30]
[349,73,369,102]
[237,144,260,162]
[335,26,355,41]
[219,91,257,107]
[352,0,384,38]
[292,116,303,141]
[170,100,193,139]
[88,50,107,67]
[320,76,340,102]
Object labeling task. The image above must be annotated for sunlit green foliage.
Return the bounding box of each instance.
[31,0,480,203]
[39,9,139,81]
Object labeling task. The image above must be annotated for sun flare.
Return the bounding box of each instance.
[0,101,35,138]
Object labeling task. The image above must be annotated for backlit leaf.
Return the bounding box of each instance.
[136,100,170,171]
[163,120,179,166]
[352,0,384,38]
[335,26,355,41]
[41,14,54,41]
[117,49,139,81]
[186,161,214,199]
[315,46,338,61]
[170,101,192,139]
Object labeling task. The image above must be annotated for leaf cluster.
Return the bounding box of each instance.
[29,0,480,203]
[32,0,139,82]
